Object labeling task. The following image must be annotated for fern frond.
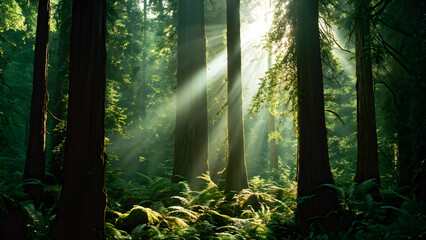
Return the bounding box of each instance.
[168,206,199,220]
[171,196,190,206]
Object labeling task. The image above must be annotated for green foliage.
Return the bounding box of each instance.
[0,0,425,239]
[0,0,26,32]
[105,222,132,240]
[105,171,301,239]
[116,206,162,232]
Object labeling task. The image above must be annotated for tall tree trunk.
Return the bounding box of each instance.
[295,0,339,232]
[173,0,209,190]
[225,0,249,192]
[50,0,107,239]
[354,0,380,184]
[24,0,50,208]
[268,52,278,170]
[49,0,72,184]
[268,112,279,170]
[138,0,148,120]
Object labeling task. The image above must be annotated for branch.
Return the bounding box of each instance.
[47,108,64,122]
[375,34,412,75]
[321,17,355,54]
[377,32,406,60]
[325,109,345,125]
[375,80,400,112]
[0,75,28,100]
[324,0,350,14]
[320,0,332,20]
[372,0,392,17]
[0,33,16,47]
[377,18,413,37]
[378,145,399,182]
[371,0,387,10]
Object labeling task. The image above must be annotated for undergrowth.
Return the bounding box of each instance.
[0,158,425,239]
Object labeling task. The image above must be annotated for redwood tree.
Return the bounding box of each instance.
[354,0,380,184]
[24,0,50,208]
[225,0,249,192]
[268,112,278,170]
[49,0,72,184]
[50,0,107,239]
[172,0,209,190]
[295,0,339,231]
[268,53,278,170]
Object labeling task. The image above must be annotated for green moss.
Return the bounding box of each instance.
[116,206,162,232]
[199,210,234,226]
[105,209,122,224]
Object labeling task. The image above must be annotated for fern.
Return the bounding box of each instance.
[167,206,199,221]
[170,195,190,207]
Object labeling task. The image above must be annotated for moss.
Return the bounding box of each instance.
[105,209,122,224]
[198,210,234,226]
[116,206,162,232]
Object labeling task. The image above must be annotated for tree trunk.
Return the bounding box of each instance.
[173,0,209,190]
[354,0,380,184]
[50,0,107,239]
[268,112,279,170]
[138,0,148,120]
[225,0,249,192]
[24,0,50,208]
[295,0,339,232]
[398,125,411,187]
[49,0,72,184]
[268,53,278,170]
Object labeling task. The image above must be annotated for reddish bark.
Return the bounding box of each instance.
[50,0,107,239]
[225,0,249,192]
[172,0,209,190]
[354,0,380,184]
[295,0,339,232]
[24,0,50,208]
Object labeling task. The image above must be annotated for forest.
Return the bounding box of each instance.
[0,0,425,239]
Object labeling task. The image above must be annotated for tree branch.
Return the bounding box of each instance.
[46,107,64,122]
[377,18,413,37]
[325,109,345,125]
[372,0,392,17]
[0,33,16,47]
[375,80,400,112]
[375,34,412,75]
[378,145,399,182]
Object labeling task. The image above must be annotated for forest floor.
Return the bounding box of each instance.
[1,157,425,239]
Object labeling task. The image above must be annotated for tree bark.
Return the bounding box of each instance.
[354,0,380,184]
[173,0,209,190]
[49,0,72,184]
[50,0,107,239]
[268,53,278,170]
[24,0,50,208]
[225,0,249,192]
[295,0,339,232]
[138,0,148,120]
[268,112,279,170]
